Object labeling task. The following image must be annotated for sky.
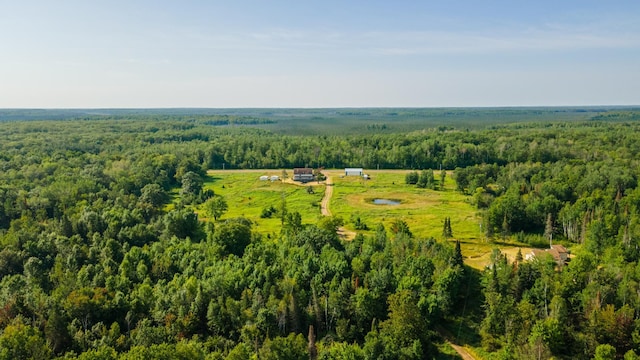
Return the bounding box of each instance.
[1,0,639,108]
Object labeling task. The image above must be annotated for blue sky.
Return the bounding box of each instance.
[1,1,638,107]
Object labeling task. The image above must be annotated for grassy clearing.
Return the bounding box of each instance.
[204,170,325,236]
[325,170,481,240]
[203,169,532,269]
[325,170,531,269]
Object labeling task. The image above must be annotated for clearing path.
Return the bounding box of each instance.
[447,342,477,360]
[436,326,478,360]
[320,174,356,240]
[321,175,333,216]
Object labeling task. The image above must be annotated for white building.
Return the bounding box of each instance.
[345,168,364,176]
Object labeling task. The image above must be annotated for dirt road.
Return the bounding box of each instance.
[447,342,476,360]
[320,174,356,240]
[436,326,478,360]
[320,175,333,216]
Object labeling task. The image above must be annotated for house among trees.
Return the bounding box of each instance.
[345,168,364,176]
[549,244,569,263]
[293,168,314,182]
[524,244,569,266]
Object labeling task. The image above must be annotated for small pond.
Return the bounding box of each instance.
[372,198,401,205]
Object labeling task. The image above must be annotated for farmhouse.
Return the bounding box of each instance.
[293,168,314,182]
[345,168,364,176]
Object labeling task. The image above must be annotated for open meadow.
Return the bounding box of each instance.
[203,169,326,235]
[205,169,531,269]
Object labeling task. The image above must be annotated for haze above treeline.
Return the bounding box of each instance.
[1,107,639,135]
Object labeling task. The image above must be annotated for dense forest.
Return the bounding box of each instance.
[1,110,640,359]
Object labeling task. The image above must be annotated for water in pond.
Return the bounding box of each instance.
[372,199,401,205]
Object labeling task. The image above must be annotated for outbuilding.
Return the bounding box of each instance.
[345,168,364,176]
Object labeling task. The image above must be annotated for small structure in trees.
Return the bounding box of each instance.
[549,244,569,263]
[524,244,569,266]
[293,168,314,182]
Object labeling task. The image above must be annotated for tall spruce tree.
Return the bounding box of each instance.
[453,240,464,267]
[443,217,453,238]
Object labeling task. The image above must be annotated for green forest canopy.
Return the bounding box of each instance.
[1,108,640,359]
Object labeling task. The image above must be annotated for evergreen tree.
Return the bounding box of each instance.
[391,219,412,238]
[453,240,463,267]
[515,248,523,263]
[443,217,453,238]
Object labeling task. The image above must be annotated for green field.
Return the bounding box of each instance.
[203,170,326,235]
[204,169,530,269]
[325,170,480,239]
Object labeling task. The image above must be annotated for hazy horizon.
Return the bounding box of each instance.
[2,105,638,110]
[2,1,639,108]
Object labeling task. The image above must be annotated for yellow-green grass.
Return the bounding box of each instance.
[204,170,325,236]
[325,170,481,241]
[202,169,532,269]
[323,170,528,269]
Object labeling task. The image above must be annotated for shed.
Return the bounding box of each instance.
[345,168,364,176]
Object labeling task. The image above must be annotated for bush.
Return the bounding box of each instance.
[260,205,276,218]
[405,171,419,185]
